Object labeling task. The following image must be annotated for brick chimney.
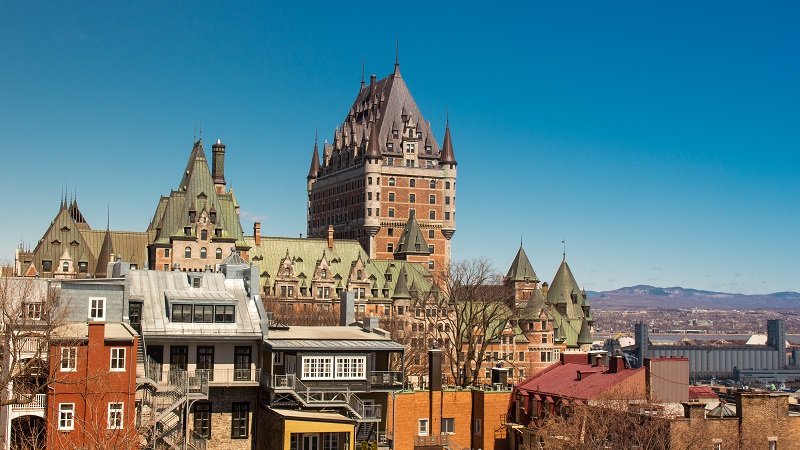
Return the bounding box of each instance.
[212,139,226,194]
[609,356,625,373]
[254,222,261,245]
[327,225,334,248]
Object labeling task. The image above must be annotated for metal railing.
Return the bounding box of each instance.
[271,374,381,419]
[150,367,257,387]
[11,393,46,410]
[370,370,403,386]
[413,434,465,450]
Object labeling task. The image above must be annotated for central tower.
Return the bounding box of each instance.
[307,62,457,271]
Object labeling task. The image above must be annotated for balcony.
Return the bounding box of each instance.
[269,374,381,420]
[370,370,403,388]
[11,394,46,411]
[147,367,260,387]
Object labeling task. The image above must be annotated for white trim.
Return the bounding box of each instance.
[108,402,124,429]
[88,297,106,321]
[59,403,75,430]
[60,347,77,372]
[110,347,126,371]
[418,418,429,436]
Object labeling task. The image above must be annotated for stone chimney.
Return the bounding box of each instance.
[339,290,355,326]
[327,225,334,248]
[362,316,379,332]
[212,139,226,194]
[254,222,261,246]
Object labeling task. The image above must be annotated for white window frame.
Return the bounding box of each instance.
[59,403,75,430]
[273,352,284,365]
[60,347,77,372]
[418,418,429,436]
[89,297,106,321]
[323,433,338,450]
[301,356,333,380]
[110,348,126,371]
[334,356,366,380]
[441,417,455,434]
[108,402,124,429]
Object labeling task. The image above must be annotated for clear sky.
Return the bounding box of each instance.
[2,2,798,294]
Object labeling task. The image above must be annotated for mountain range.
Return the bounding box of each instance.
[585,285,800,310]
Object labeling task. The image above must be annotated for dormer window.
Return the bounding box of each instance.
[321,269,327,279]
[387,143,393,150]
[284,268,290,277]
[393,130,398,138]
[184,227,192,236]
[417,132,422,139]
[215,229,222,238]
[209,212,216,223]
[425,145,432,153]
[189,211,196,222]
[408,129,414,137]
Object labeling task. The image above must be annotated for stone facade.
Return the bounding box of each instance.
[199,387,258,450]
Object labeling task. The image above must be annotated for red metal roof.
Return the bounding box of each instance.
[514,362,644,401]
[689,385,719,400]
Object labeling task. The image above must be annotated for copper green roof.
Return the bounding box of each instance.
[393,212,430,257]
[391,266,411,299]
[148,139,246,248]
[546,258,591,348]
[506,245,539,283]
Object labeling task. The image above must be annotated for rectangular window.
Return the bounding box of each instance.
[215,305,235,323]
[42,260,52,272]
[418,419,429,436]
[194,305,214,323]
[108,402,123,429]
[519,351,525,362]
[60,347,77,371]
[234,347,252,381]
[164,248,170,257]
[172,304,192,322]
[110,348,126,371]
[474,418,482,436]
[388,208,394,217]
[428,260,434,270]
[323,433,339,450]
[197,346,214,381]
[445,196,451,205]
[388,192,395,202]
[428,245,435,253]
[444,211,450,220]
[335,356,366,380]
[89,297,105,320]
[441,418,455,434]
[194,403,212,438]
[231,403,249,439]
[542,334,548,344]
[23,302,42,319]
[409,194,416,203]
[302,356,334,380]
[387,243,394,253]
[429,195,435,204]
[59,403,75,430]
[429,210,436,220]
[426,160,433,168]
[273,352,284,365]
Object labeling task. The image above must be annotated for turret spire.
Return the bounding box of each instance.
[439,118,457,165]
[307,134,321,180]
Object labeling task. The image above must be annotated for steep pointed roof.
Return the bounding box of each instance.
[506,245,539,282]
[548,259,582,307]
[95,227,114,277]
[148,139,247,249]
[393,212,430,256]
[439,122,457,165]
[577,319,593,345]
[307,139,321,180]
[328,65,443,163]
[391,266,411,299]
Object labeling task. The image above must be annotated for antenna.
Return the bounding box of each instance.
[194,123,197,142]
[562,238,566,260]
[361,56,365,88]
[520,236,523,247]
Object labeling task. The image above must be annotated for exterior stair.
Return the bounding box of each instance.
[271,374,380,421]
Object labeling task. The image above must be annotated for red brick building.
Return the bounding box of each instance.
[47,322,138,450]
[307,61,457,272]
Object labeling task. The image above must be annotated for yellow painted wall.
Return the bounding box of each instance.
[282,419,355,450]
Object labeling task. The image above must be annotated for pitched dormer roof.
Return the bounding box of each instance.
[393,212,430,257]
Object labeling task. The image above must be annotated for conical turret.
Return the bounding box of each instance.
[307,138,321,180]
[439,122,457,165]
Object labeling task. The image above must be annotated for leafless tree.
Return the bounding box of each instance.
[418,259,516,387]
[262,298,339,326]
[0,275,68,406]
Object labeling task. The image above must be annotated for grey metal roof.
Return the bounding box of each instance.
[265,339,405,351]
[265,325,405,351]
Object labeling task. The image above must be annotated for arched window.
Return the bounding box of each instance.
[429,180,436,189]
[201,229,208,240]
[321,269,327,279]
[185,247,192,258]
[200,247,207,259]
[445,181,451,189]
[388,178,395,186]
[410,179,416,187]
[357,270,362,280]
[215,248,222,259]
[62,261,69,272]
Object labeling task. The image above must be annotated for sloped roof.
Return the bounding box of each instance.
[245,236,368,282]
[148,139,246,248]
[506,245,538,282]
[515,360,645,401]
[394,212,430,257]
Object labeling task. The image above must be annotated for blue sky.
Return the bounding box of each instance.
[2,2,798,294]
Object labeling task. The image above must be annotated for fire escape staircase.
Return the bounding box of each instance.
[136,336,209,450]
[271,375,381,442]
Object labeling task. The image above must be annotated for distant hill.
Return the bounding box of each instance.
[586,285,800,310]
